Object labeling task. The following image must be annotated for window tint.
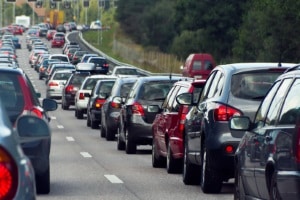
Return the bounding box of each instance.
[120,83,134,97]
[199,71,216,102]
[231,72,280,100]
[204,61,214,70]
[163,85,179,111]
[53,72,72,81]
[265,78,292,126]
[172,86,189,112]
[138,81,175,101]
[97,81,115,96]
[193,85,204,103]
[278,78,300,125]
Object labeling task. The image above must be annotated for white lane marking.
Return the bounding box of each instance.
[57,125,64,129]
[104,175,124,184]
[80,152,92,158]
[66,137,75,141]
[51,116,57,120]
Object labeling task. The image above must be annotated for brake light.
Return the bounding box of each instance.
[0,146,18,200]
[213,104,242,121]
[31,107,43,118]
[132,102,144,116]
[65,85,74,93]
[79,93,85,100]
[48,82,58,87]
[103,63,109,68]
[178,105,189,132]
[111,101,120,109]
[225,145,234,154]
[296,127,300,163]
[93,98,106,109]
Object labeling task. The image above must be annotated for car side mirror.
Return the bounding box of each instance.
[43,98,58,111]
[112,96,123,108]
[17,115,50,137]
[147,105,161,113]
[229,116,251,131]
[99,92,108,99]
[176,93,193,105]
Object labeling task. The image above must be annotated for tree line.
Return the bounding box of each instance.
[115,0,300,64]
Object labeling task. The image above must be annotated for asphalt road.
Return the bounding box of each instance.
[17,32,234,200]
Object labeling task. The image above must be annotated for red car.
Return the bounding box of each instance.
[152,79,206,173]
[51,36,65,48]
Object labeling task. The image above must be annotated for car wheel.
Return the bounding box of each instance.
[117,128,125,150]
[100,124,106,138]
[36,167,50,194]
[76,109,84,119]
[200,145,222,193]
[91,119,99,129]
[61,100,69,110]
[234,162,245,200]
[105,126,116,141]
[86,113,91,127]
[182,137,200,185]
[152,138,166,168]
[166,140,182,174]
[270,172,282,200]
[125,129,136,154]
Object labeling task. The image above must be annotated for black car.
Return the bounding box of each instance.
[86,56,109,74]
[116,76,182,154]
[56,24,66,33]
[61,71,90,110]
[176,62,296,193]
[101,77,137,141]
[86,79,116,129]
[230,65,300,200]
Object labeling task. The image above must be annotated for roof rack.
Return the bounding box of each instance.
[284,64,300,73]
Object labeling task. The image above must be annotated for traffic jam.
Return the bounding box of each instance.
[0,22,300,200]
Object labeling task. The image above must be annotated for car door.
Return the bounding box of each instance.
[254,78,293,199]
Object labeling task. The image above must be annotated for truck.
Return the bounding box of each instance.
[46,10,65,29]
[15,15,30,29]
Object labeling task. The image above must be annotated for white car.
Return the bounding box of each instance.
[110,65,141,77]
[74,74,116,119]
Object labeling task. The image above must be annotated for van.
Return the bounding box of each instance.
[181,53,216,79]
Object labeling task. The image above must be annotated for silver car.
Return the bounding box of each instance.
[46,69,74,99]
[0,100,51,199]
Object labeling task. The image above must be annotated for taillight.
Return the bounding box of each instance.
[93,98,106,109]
[0,146,18,200]
[225,145,234,154]
[296,127,300,163]
[103,63,109,68]
[110,101,120,109]
[178,105,189,132]
[48,82,58,87]
[213,103,242,121]
[65,85,74,93]
[73,56,78,61]
[132,102,144,116]
[79,93,85,100]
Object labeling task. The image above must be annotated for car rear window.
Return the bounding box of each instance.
[231,72,281,100]
[138,81,175,101]
[53,72,72,80]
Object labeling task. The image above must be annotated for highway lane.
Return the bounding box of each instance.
[16,33,234,200]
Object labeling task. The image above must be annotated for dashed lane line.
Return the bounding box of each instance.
[80,152,92,158]
[66,137,75,141]
[104,175,124,184]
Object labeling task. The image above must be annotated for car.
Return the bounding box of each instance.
[80,53,98,63]
[33,53,50,72]
[0,103,51,199]
[56,24,66,33]
[65,47,81,61]
[46,70,74,99]
[175,62,296,193]
[48,53,70,63]
[38,27,48,37]
[181,53,216,79]
[11,36,21,49]
[46,29,56,40]
[39,58,62,80]
[61,71,91,110]
[229,65,300,200]
[28,49,48,67]
[62,42,79,54]
[0,66,58,194]
[51,36,65,48]
[151,79,206,173]
[45,63,75,84]
[116,75,182,154]
[74,74,116,119]
[86,79,116,129]
[109,65,141,77]
[71,50,89,65]
[86,56,109,74]
[101,77,137,141]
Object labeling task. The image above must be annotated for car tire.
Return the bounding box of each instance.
[91,119,99,129]
[100,124,106,138]
[152,139,166,168]
[234,162,245,200]
[182,138,200,185]
[61,101,69,110]
[76,109,84,119]
[117,128,126,150]
[270,172,282,200]
[105,126,116,141]
[200,145,222,193]
[36,167,50,194]
[125,130,136,154]
[167,140,182,174]
[86,113,91,127]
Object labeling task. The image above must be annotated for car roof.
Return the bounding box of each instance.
[216,62,296,72]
